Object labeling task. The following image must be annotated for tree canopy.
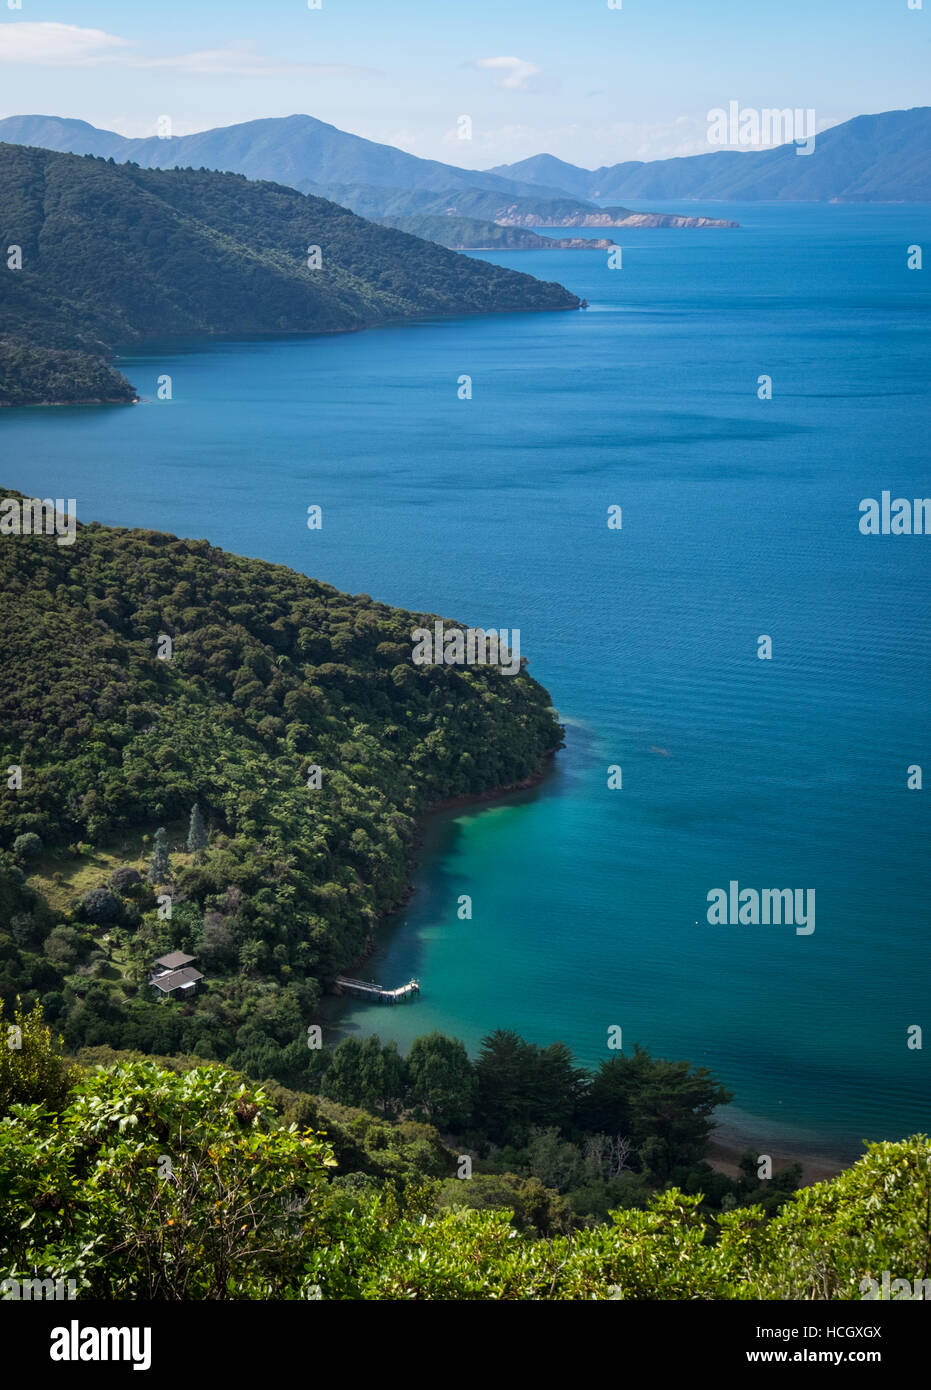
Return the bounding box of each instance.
[0,1043,926,1300]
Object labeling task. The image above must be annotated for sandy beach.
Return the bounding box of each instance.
[706,1136,850,1186]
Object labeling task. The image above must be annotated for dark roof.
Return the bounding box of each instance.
[150,966,203,993]
[153,951,196,969]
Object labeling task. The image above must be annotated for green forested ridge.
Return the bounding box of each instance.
[374,213,613,251]
[318,180,632,225]
[0,340,136,407]
[0,502,562,1066]
[319,182,735,230]
[377,213,559,249]
[0,142,578,404]
[0,1021,927,1300]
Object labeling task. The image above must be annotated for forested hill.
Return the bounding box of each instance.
[0,142,578,405]
[0,499,562,1070]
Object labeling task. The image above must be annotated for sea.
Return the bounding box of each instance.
[4,199,930,1160]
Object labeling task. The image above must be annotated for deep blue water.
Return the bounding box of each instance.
[3,201,930,1159]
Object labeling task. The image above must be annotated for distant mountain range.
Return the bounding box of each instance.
[1,107,927,216]
[0,114,738,243]
[490,108,931,203]
[0,144,577,406]
[0,112,570,199]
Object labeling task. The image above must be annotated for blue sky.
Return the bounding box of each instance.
[0,1,928,167]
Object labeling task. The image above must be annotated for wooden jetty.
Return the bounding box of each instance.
[335,975,420,1005]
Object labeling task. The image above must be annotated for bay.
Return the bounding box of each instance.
[3,199,929,1158]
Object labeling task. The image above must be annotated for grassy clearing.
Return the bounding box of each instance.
[26,820,193,917]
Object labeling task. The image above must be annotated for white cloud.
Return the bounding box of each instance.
[0,22,131,66]
[0,22,374,78]
[471,56,544,92]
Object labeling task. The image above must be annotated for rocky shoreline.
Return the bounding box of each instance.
[495,210,739,230]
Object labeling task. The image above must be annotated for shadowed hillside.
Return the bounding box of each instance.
[0,142,578,404]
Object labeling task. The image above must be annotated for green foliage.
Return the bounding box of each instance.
[186,804,208,861]
[474,1029,585,1144]
[346,1137,931,1300]
[0,1058,335,1298]
[406,1031,474,1129]
[146,827,171,885]
[79,886,120,925]
[580,1045,733,1180]
[435,1171,572,1236]
[376,213,568,250]
[0,999,74,1117]
[327,180,629,227]
[0,850,56,999]
[12,832,42,859]
[1,1053,924,1299]
[718,1137,931,1300]
[526,1126,584,1191]
[304,1028,767,1226]
[0,339,135,407]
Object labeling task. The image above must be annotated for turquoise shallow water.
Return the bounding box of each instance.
[3,201,929,1158]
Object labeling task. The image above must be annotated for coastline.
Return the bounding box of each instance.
[0,396,140,409]
[5,300,581,410]
[423,750,557,817]
[330,750,559,981]
[706,1136,848,1186]
[326,751,860,1185]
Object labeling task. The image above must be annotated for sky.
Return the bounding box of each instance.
[0,1,928,169]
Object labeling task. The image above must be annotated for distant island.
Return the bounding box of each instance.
[0,143,578,406]
[374,208,736,250]
[337,185,738,243]
[374,214,618,251]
